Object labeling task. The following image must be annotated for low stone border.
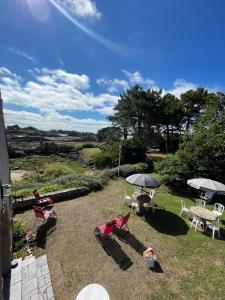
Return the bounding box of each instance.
[12,187,89,211]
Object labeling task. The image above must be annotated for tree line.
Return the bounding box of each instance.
[99,85,211,152]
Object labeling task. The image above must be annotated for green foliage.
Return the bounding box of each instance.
[157,154,189,188]
[39,141,74,155]
[12,188,33,198]
[102,162,150,179]
[158,92,225,187]
[39,185,63,194]
[91,151,117,169]
[82,143,97,148]
[13,219,27,252]
[82,148,101,159]
[43,163,74,178]
[92,138,147,169]
[97,126,122,143]
[120,139,146,164]
[109,85,210,152]
[50,174,103,191]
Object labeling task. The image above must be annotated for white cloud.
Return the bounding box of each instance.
[163,79,197,97]
[7,47,36,63]
[0,66,207,132]
[3,109,109,132]
[97,78,129,93]
[122,70,155,88]
[0,67,118,114]
[55,0,101,19]
[97,70,156,93]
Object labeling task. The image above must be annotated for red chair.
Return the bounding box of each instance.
[97,220,116,237]
[33,206,57,226]
[114,212,131,231]
[33,189,54,207]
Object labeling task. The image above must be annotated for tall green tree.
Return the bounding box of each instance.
[180,87,208,130]
[97,126,122,143]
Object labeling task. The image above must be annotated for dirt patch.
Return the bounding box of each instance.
[149,152,167,161]
[11,170,31,183]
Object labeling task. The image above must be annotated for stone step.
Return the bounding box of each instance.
[21,255,39,299]
[7,255,54,300]
[9,257,22,300]
[36,255,54,300]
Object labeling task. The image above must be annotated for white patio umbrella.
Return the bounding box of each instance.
[126,173,161,188]
[187,178,225,195]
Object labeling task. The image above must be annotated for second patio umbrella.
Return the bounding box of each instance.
[187,178,225,195]
[126,173,161,188]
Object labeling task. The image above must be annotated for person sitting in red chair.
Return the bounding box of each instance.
[33,189,54,207]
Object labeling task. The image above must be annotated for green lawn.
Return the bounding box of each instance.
[124,180,225,299]
[81,147,101,158]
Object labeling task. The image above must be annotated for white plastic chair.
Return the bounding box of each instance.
[123,190,132,204]
[191,214,204,231]
[213,203,224,218]
[205,218,221,239]
[135,186,142,193]
[196,199,206,208]
[180,199,190,217]
[131,201,140,213]
[149,189,155,199]
[200,191,214,202]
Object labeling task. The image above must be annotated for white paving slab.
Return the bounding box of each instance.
[8,254,54,300]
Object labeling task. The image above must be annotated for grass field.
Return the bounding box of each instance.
[15,179,225,300]
[81,147,101,159]
[10,155,86,173]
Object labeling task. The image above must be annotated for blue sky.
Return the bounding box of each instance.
[0,0,225,132]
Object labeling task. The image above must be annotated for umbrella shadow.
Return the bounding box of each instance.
[145,209,189,236]
[94,227,133,271]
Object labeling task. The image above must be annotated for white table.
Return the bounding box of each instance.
[75,284,110,300]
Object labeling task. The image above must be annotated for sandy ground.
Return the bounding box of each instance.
[11,170,30,183]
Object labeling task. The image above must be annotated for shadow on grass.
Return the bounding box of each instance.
[113,227,147,254]
[149,261,164,273]
[94,227,133,271]
[113,227,164,273]
[203,226,225,240]
[36,217,57,249]
[145,209,189,236]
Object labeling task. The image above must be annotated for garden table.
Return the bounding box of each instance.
[190,206,217,222]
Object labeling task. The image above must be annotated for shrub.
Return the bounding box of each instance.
[13,219,27,252]
[102,162,150,179]
[82,143,96,148]
[12,188,33,198]
[91,152,117,169]
[43,163,73,178]
[74,145,83,151]
[156,154,190,188]
[50,174,103,191]
[121,139,146,164]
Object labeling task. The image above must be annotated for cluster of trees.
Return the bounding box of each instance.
[158,92,225,186]
[96,85,225,186]
[105,85,209,152]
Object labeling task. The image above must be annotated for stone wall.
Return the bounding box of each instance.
[13,187,89,211]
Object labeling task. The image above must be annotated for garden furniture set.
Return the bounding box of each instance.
[180,198,224,239]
